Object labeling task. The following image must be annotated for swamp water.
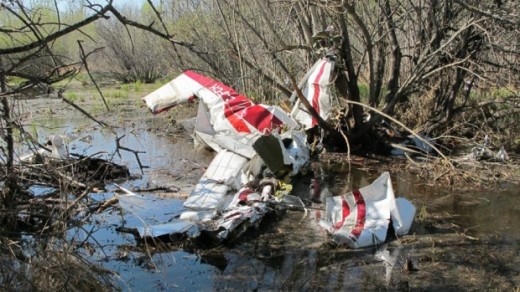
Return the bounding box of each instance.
[17,98,520,290]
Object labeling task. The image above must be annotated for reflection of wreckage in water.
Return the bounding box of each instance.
[131,57,415,248]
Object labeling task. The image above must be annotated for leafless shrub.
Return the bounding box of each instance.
[0,236,116,291]
[95,6,174,83]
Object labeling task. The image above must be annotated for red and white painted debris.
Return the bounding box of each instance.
[134,58,416,247]
[140,68,318,243]
[143,70,298,134]
[319,172,416,248]
[290,58,335,129]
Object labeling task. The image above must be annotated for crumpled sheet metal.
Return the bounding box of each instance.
[319,172,416,249]
[290,57,335,129]
[138,63,428,247]
[137,75,313,243]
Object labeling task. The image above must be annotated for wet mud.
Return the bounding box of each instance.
[15,96,520,290]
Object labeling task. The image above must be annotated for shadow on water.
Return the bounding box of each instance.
[19,99,520,290]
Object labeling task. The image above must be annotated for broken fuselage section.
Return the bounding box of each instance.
[140,68,320,244]
[134,56,415,248]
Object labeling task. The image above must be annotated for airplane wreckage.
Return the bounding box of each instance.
[115,56,417,249]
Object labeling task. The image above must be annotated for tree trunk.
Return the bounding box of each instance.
[337,14,363,130]
[381,0,402,116]
[1,89,17,211]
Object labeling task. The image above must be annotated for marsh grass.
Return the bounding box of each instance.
[106,89,128,99]
[121,81,143,93]
[64,92,79,102]
[59,81,157,108]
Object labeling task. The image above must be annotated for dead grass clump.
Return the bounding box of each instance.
[0,237,117,291]
[396,90,437,130]
[406,154,520,188]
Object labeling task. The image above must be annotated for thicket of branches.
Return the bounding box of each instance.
[0,1,162,289]
[3,1,517,140]
[0,0,517,212]
[89,0,519,147]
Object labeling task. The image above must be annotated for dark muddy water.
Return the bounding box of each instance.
[20,98,520,290]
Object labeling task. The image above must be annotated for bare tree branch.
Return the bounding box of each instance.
[0,2,111,55]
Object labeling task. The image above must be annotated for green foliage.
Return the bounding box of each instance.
[133,81,143,92]
[490,87,516,99]
[89,102,107,114]
[64,92,78,101]
[120,81,143,93]
[106,90,128,99]
[244,90,260,103]
[74,73,91,86]
[30,121,38,141]
[120,84,130,92]
[417,206,429,221]
[6,76,26,86]
[358,83,369,101]
[12,127,21,143]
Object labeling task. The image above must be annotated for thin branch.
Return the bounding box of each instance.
[0,3,111,55]
[59,91,108,128]
[452,0,519,27]
[77,41,109,111]
[220,0,334,131]
[106,5,191,48]
[115,135,147,174]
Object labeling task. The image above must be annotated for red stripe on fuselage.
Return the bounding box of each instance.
[334,196,351,230]
[311,62,327,126]
[238,188,255,203]
[184,71,282,133]
[351,190,366,238]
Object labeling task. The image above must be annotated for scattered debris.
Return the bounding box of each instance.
[458,135,510,162]
[19,134,70,163]
[126,64,416,248]
[471,145,509,162]
[390,135,434,156]
[289,57,335,129]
